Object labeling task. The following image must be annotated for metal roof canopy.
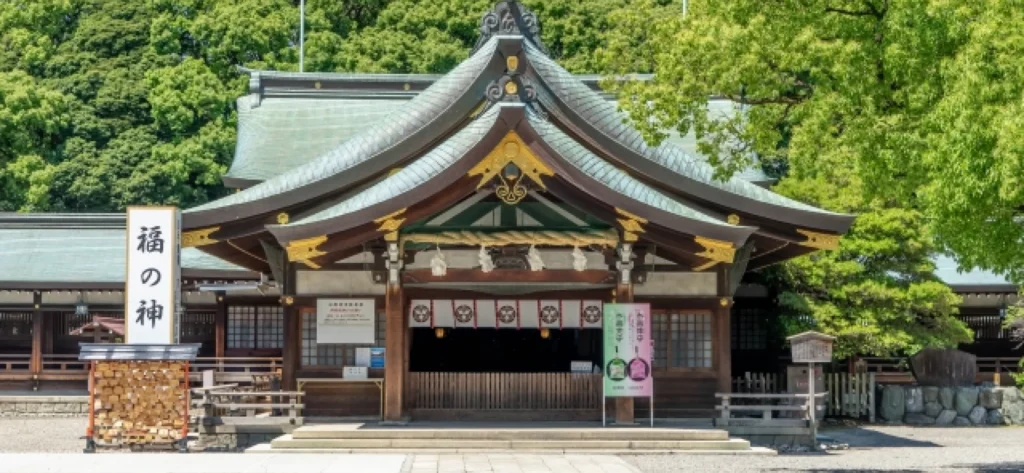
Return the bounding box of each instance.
[78,343,201,361]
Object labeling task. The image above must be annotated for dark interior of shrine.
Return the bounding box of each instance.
[409,328,603,372]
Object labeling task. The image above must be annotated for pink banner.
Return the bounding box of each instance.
[603,303,652,398]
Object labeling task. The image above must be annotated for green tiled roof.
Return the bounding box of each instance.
[228,97,407,183]
[0,226,245,284]
[189,36,500,213]
[933,254,1015,289]
[525,42,833,215]
[276,105,504,228]
[528,110,740,229]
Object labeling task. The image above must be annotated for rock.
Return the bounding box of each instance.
[923,386,939,403]
[880,385,906,421]
[987,409,1004,425]
[953,416,972,426]
[939,387,955,410]
[998,387,1022,404]
[1001,402,1024,425]
[979,388,1003,409]
[968,405,987,425]
[905,387,925,413]
[955,387,979,416]
[924,401,943,417]
[904,413,935,425]
[935,409,958,425]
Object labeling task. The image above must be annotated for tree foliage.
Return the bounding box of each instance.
[600,0,1024,286]
[0,0,650,212]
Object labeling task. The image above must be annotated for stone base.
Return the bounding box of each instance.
[0,396,88,417]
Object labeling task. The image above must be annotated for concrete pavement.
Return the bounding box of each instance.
[0,453,641,473]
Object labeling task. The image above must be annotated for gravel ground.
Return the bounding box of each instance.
[0,417,87,453]
[626,425,1024,472]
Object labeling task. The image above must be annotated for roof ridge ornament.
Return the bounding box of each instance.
[473,1,548,55]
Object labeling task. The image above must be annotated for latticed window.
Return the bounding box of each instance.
[181,311,215,338]
[651,310,713,370]
[228,305,283,349]
[301,309,386,368]
[731,307,768,350]
[0,312,33,337]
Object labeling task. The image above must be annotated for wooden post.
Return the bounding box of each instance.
[614,243,635,425]
[281,304,299,391]
[214,291,227,359]
[716,266,732,393]
[30,292,43,376]
[384,242,407,422]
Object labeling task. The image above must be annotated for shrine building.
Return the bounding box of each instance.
[0,1,865,423]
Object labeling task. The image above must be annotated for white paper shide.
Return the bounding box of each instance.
[317,299,376,344]
[125,207,180,344]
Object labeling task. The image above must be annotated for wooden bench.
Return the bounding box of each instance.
[191,387,304,426]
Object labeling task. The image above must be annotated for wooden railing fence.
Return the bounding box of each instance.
[732,372,783,394]
[409,372,601,411]
[191,385,303,426]
[825,372,876,422]
[714,392,827,427]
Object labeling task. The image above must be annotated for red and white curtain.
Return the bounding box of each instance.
[409,300,603,329]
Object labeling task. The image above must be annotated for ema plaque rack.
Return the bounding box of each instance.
[79,343,200,452]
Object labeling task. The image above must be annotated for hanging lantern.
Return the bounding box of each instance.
[434,327,446,339]
[540,328,551,339]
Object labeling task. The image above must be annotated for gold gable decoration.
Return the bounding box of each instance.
[374,208,408,242]
[468,131,555,205]
[615,208,647,243]
[181,227,219,248]
[286,235,328,268]
[695,236,736,264]
[797,229,841,250]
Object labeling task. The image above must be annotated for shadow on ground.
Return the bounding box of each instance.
[821,426,940,448]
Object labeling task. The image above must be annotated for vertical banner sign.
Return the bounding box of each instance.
[602,303,652,397]
[317,299,376,344]
[125,207,181,344]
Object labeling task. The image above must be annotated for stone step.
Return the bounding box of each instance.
[269,434,751,451]
[291,426,729,441]
[247,443,775,455]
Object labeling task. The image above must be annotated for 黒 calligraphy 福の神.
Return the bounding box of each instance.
[135,299,164,328]
[136,226,165,254]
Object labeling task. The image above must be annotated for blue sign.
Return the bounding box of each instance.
[370,347,385,369]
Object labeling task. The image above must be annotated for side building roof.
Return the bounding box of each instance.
[0,213,254,289]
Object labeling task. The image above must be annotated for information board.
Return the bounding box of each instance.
[317,299,376,344]
[602,303,652,397]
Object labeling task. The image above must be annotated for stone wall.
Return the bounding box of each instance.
[0,396,89,417]
[878,385,1024,426]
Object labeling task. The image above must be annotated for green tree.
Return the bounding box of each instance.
[599,0,1024,286]
[766,169,970,358]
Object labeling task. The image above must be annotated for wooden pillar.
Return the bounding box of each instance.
[383,241,407,422]
[281,263,299,391]
[30,292,42,375]
[214,291,227,359]
[716,266,732,393]
[614,244,636,425]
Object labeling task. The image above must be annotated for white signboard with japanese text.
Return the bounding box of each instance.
[125,207,180,344]
[317,299,376,344]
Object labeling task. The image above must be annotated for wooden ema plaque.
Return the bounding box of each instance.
[88,361,189,449]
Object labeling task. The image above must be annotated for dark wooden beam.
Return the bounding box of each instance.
[281,263,299,391]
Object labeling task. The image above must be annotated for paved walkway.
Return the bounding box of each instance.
[0,453,640,473]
